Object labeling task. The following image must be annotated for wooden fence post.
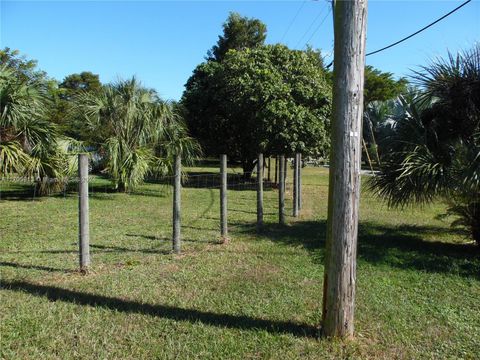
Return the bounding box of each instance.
[274,156,278,185]
[322,0,368,338]
[172,153,181,254]
[298,153,302,210]
[220,154,228,240]
[278,154,285,225]
[293,153,299,217]
[268,157,271,182]
[78,154,90,272]
[257,153,264,230]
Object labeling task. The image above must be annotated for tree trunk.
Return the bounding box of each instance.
[322,0,368,339]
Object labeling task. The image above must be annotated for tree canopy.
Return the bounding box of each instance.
[183,44,331,174]
[364,66,408,105]
[207,12,267,62]
[75,77,200,191]
[0,64,79,193]
[59,72,102,99]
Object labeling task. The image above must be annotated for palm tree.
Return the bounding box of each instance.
[75,77,200,192]
[0,65,77,192]
[370,45,480,244]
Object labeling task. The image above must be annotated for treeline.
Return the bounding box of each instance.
[0,48,199,193]
[1,12,479,244]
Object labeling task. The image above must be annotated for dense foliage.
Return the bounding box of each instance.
[362,67,408,166]
[74,77,200,191]
[183,44,331,174]
[370,45,480,244]
[0,48,199,193]
[364,66,407,105]
[0,64,79,193]
[207,12,266,62]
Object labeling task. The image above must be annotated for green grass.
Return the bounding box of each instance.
[1,166,479,359]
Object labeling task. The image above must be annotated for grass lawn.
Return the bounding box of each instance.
[1,165,479,359]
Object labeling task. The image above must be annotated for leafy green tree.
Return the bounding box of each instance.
[183,44,331,175]
[51,72,103,141]
[361,66,407,167]
[76,77,199,191]
[0,65,78,193]
[59,72,102,98]
[0,47,47,84]
[208,12,267,62]
[364,66,407,105]
[370,45,480,244]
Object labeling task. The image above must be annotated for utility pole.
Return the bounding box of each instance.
[322,0,368,338]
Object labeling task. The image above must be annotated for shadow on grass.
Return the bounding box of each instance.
[89,237,219,254]
[251,220,480,279]
[0,261,75,273]
[90,244,172,254]
[1,280,318,338]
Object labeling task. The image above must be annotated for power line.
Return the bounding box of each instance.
[294,5,326,48]
[280,1,307,44]
[304,6,332,49]
[325,0,472,69]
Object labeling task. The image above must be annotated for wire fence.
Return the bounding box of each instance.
[0,158,380,273]
[0,163,294,254]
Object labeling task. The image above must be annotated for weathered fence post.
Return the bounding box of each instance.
[274,156,278,185]
[220,154,228,241]
[293,153,299,217]
[172,153,181,254]
[322,0,368,338]
[298,153,302,210]
[278,154,285,225]
[78,154,90,272]
[257,153,264,230]
[268,157,271,182]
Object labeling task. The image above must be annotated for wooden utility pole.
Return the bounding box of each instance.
[322,0,368,338]
[78,154,90,273]
[257,153,264,230]
[172,153,181,254]
[278,154,286,225]
[220,154,228,240]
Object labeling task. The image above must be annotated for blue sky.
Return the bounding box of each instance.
[1,0,479,100]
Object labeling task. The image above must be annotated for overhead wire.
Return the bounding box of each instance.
[280,1,307,44]
[304,6,332,49]
[325,0,472,68]
[294,4,326,48]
